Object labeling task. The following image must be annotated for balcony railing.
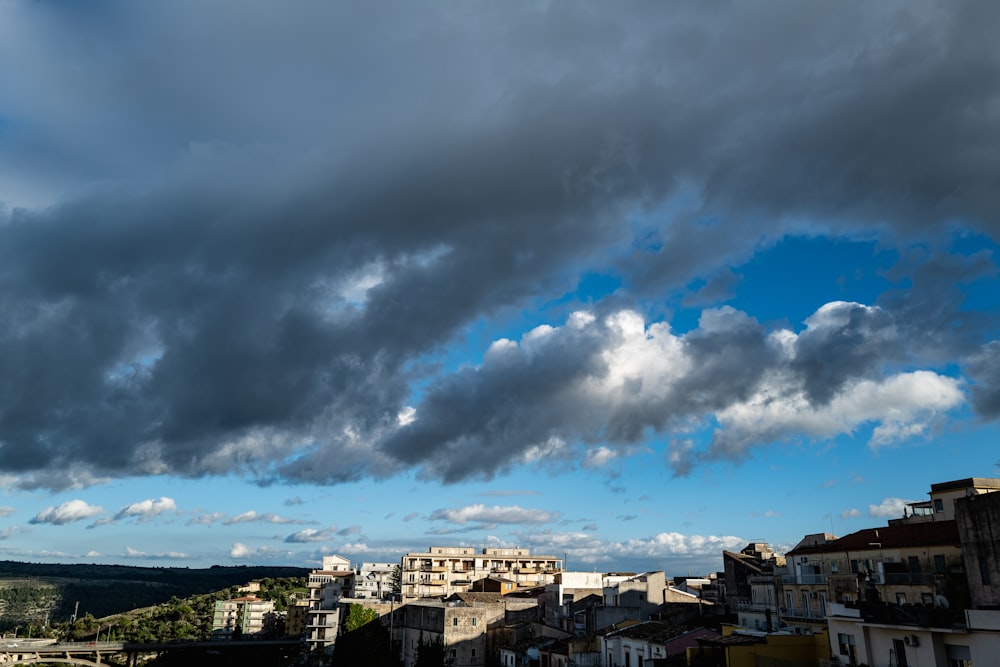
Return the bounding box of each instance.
[736,601,778,612]
[883,573,935,586]
[780,606,827,620]
[781,574,829,585]
[858,603,965,628]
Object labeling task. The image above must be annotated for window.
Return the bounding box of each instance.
[946,644,972,667]
[838,633,857,663]
[908,556,921,572]
[935,555,947,574]
[830,560,839,573]
[471,649,476,658]
[472,617,477,626]
[896,593,907,605]
[850,559,860,573]
[980,557,991,585]
[934,498,945,513]
[450,649,457,659]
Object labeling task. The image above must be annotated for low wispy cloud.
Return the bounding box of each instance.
[124,546,187,559]
[0,507,14,518]
[94,497,178,527]
[186,511,227,526]
[427,523,498,535]
[512,528,747,572]
[841,508,862,519]
[230,542,293,560]
[429,504,557,525]
[285,526,338,543]
[30,500,104,526]
[223,510,312,525]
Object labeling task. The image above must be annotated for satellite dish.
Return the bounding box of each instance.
[935,595,949,609]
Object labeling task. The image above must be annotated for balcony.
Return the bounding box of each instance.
[858,603,965,629]
[781,574,829,585]
[780,606,827,621]
[422,579,447,586]
[421,565,447,573]
[737,601,778,612]
[883,573,935,586]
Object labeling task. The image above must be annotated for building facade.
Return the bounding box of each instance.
[211,595,275,638]
[306,554,355,654]
[400,546,562,600]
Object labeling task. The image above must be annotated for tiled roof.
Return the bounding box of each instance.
[788,521,959,556]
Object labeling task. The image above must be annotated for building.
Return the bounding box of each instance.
[400,546,562,600]
[471,575,519,595]
[211,595,275,638]
[352,561,398,601]
[306,554,355,654]
[817,477,1000,667]
[601,621,720,667]
[284,599,311,638]
[398,597,506,667]
[896,477,1000,524]
[602,571,665,613]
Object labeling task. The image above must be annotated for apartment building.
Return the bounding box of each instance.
[211,595,275,638]
[305,554,355,654]
[897,477,1000,524]
[782,521,966,633]
[352,561,397,601]
[781,476,1000,667]
[400,546,562,599]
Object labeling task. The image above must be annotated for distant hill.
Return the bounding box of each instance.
[0,561,309,631]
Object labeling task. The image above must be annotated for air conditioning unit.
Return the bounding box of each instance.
[903,635,919,647]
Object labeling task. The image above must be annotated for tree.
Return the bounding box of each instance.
[333,605,397,667]
[414,635,450,667]
[390,564,402,597]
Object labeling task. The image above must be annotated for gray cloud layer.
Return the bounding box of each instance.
[0,1,999,489]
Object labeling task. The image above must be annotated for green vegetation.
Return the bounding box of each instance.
[0,561,307,632]
[51,577,306,643]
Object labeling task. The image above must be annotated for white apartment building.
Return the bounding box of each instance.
[306,554,354,653]
[352,561,397,601]
[401,546,562,599]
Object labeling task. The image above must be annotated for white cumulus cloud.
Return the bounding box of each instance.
[30,499,104,525]
[868,497,915,518]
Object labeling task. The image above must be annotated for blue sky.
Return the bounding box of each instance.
[1,0,1000,577]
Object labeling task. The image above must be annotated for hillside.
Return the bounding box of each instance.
[0,561,309,633]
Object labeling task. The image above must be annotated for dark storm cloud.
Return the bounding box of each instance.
[0,1,998,488]
[967,342,1000,418]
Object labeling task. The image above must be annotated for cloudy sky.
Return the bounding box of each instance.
[1,1,999,577]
